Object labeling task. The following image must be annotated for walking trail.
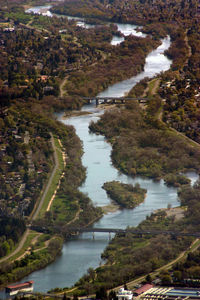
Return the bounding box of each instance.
[0,134,60,263]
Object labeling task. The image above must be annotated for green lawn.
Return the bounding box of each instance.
[38,136,65,217]
[7,232,38,262]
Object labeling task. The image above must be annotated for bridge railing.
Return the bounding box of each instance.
[67,227,200,237]
[82,97,148,105]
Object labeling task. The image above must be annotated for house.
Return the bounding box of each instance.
[133,284,154,296]
[5,281,34,296]
[117,288,133,300]
[43,86,54,94]
[3,27,15,32]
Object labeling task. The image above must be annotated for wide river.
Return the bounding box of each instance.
[2,6,198,297]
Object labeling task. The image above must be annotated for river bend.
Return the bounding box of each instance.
[8,6,199,294]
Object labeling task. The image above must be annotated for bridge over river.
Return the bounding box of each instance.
[66,227,200,239]
[82,96,148,106]
[30,225,200,238]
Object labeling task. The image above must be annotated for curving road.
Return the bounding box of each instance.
[0,134,58,264]
[32,133,58,220]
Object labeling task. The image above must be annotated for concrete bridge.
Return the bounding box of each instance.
[68,227,200,238]
[82,97,148,106]
[29,225,200,239]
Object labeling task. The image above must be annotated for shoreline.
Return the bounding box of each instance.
[154,206,185,221]
[101,203,120,214]
[62,110,92,119]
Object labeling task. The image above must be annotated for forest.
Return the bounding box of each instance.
[71,180,200,294]
[89,102,200,180]
[51,0,197,25]
[1,0,200,294]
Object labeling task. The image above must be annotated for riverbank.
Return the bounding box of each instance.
[154,206,185,221]
[101,203,120,214]
[62,111,92,118]
[0,116,103,290]
[2,3,193,295]
[10,17,179,292]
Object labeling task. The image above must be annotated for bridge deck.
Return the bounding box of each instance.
[70,228,200,237]
[83,97,147,101]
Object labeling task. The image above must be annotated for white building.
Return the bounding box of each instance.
[117,288,133,300]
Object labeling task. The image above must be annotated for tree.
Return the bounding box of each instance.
[109,290,117,300]
[96,287,107,300]
[63,293,67,300]
[87,267,95,283]
[145,274,152,283]
[161,274,172,285]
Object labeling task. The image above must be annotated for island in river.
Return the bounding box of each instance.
[102,181,147,209]
[1,0,200,297]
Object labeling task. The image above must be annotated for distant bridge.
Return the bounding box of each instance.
[29,225,200,238]
[68,227,200,238]
[82,96,148,106]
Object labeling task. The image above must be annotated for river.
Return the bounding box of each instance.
[25,5,146,45]
[1,6,199,298]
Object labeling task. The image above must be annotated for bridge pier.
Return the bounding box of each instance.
[93,232,95,239]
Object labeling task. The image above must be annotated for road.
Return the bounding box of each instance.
[32,133,58,220]
[111,239,200,292]
[59,77,68,97]
[0,134,58,264]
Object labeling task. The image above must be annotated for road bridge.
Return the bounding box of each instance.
[68,227,200,238]
[82,97,148,106]
[29,224,200,239]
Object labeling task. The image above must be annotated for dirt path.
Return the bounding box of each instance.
[111,239,200,292]
[0,229,31,263]
[142,78,160,98]
[60,77,68,97]
[15,233,42,261]
[0,134,59,263]
[47,138,66,211]
[151,79,160,95]
[32,133,58,220]
[184,29,192,67]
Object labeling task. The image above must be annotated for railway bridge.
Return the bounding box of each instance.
[67,227,200,239]
[29,225,200,239]
[82,96,148,106]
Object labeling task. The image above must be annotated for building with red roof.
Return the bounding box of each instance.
[5,281,34,296]
[133,284,154,296]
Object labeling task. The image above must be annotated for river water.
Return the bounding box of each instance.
[25,5,146,45]
[1,6,198,298]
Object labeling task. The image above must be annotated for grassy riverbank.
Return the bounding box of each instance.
[89,103,200,180]
[0,104,102,287]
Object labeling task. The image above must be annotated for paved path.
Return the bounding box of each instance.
[60,77,68,97]
[0,229,31,263]
[32,133,58,220]
[0,134,58,263]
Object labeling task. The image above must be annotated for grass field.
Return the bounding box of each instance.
[38,135,65,217]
